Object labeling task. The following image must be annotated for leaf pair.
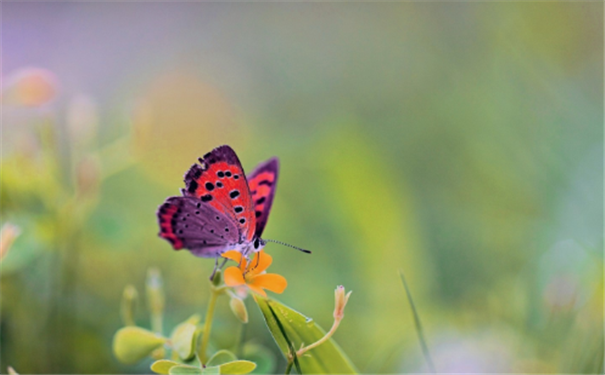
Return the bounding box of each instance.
[113,313,202,365]
[151,350,255,375]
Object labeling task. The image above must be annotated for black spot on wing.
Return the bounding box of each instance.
[188,180,199,193]
[230,190,240,199]
[201,195,213,202]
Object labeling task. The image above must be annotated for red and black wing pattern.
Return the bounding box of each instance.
[157,196,240,257]
[247,157,279,237]
[182,145,256,243]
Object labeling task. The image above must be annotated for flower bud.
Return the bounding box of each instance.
[120,285,138,326]
[0,223,21,261]
[3,67,58,107]
[229,296,249,324]
[212,270,222,287]
[146,268,165,333]
[333,285,352,320]
[67,94,98,149]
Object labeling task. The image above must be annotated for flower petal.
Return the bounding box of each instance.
[246,283,267,297]
[247,251,272,276]
[221,250,243,263]
[223,266,246,287]
[249,273,287,294]
[222,250,247,271]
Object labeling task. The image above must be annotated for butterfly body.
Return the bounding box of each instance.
[157,145,278,260]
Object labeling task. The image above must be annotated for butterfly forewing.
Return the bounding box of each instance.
[158,196,239,258]
[183,145,256,242]
[247,157,279,237]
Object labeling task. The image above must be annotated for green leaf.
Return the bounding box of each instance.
[113,326,167,365]
[242,344,276,374]
[219,360,256,375]
[254,296,357,374]
[202,366,220,375]
[182,354,203,368]
[171,315,201,360]
[207,349,237,366]
[151,359,180,374]
[169,365,203,375]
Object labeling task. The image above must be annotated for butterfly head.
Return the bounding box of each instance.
[253,237,266,252]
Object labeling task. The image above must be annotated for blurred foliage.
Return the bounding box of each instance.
[2,2,603,374]
[111,270,263,375]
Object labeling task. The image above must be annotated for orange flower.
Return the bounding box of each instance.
[222,250,287,297]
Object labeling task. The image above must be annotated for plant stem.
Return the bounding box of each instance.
[285,360,294,374]
[198,286,226,363]
[296,318,341,357]
[234,320,246,358]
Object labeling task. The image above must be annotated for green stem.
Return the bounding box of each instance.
[198,286,227,363]
[234,321,245,358]
[151,314,163,335]
[285,361,294,375]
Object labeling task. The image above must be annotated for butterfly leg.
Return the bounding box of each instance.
[210,257,220,281]
[209,258,229,281]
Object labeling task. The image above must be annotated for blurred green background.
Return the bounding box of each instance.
[1,3,603,374]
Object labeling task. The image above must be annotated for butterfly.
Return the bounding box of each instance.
[157,145,308,270]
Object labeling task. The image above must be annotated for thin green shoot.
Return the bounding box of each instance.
[399,269,436,373]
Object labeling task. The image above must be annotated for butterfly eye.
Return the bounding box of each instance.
[254,238,260,249]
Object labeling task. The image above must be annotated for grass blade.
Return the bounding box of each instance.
[398,269,436,373]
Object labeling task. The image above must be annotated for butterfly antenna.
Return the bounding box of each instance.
[263,239,312,254]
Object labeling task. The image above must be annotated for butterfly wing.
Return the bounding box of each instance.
[182,145,257,243]
[157,196,240,258]
[247,157,279,237]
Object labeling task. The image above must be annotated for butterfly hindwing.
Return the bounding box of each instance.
[158,196,240,258]
[247,157,279,236]
[183,145,256,243]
